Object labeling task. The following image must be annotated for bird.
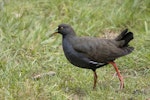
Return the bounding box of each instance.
[51,24,134,89]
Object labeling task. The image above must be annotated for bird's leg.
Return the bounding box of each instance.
[109,61,124,89]
[93,70,98,89]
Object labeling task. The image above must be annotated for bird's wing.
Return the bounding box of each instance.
[72,37,130,62]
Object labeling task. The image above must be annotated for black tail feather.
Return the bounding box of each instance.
[115,29,128,41]
[115,29,134,47]
[122,32,133,46]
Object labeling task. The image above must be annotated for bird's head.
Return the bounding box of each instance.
[51,24,76,37]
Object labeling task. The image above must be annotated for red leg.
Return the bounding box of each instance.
[109,61,124,89]
[93,70,98,89]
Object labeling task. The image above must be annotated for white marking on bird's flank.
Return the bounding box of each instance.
[89,61,105,66]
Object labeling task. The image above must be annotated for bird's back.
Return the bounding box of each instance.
[68,30,133,63]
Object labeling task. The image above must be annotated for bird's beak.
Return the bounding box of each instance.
[50,28,58,37]
[50,32,57,37]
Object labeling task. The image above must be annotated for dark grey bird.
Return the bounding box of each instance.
[51,24,134,89]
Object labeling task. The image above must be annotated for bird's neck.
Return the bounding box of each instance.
[62,34,76,39]
[62,34,78,46]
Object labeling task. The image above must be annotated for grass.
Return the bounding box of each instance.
[0,0,150,100]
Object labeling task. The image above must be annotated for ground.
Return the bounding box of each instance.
[0,0,150,100]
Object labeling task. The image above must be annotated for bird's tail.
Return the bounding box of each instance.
[115,29,134,47]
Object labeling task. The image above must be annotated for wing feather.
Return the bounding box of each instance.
[71,37,128,62]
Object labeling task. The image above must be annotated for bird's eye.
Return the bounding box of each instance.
[58,26,63,30]
[58,26,64,30]
[60,27,64,29]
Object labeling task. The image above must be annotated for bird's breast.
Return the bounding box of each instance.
[62,39,80,62]
[62,39,91,68]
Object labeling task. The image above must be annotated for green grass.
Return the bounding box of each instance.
[0,0,150,100]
